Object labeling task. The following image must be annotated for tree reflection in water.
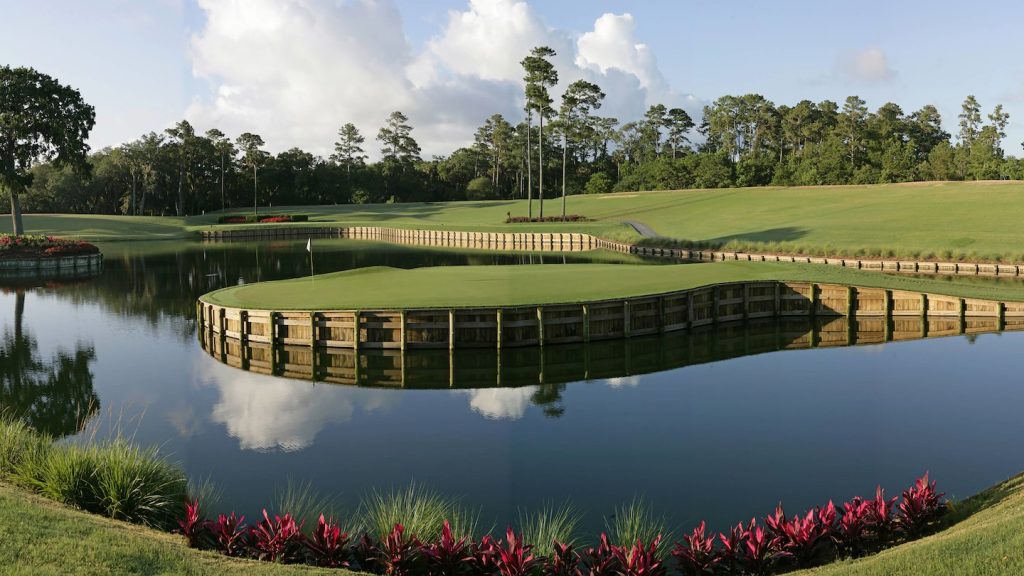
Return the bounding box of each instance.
[0,291,98,437]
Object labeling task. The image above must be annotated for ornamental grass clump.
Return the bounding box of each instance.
[519,502,581,556]
[605,497,672,555]
[359,482,477,542]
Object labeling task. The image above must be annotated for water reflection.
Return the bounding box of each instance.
[0,290,98,437]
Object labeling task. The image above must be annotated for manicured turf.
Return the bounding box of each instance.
[9,181,1024,262]
[201,260,1024,310]
[0,482,344,576]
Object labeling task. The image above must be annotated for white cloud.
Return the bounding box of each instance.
[460,386,538,420]
[836,47,897,83]
[187,0,697,157]
[198,360,397,451]
[605,376,640,389]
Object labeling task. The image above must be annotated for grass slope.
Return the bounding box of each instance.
[201,260,1024,310]
[2,474,1022,576]
[800,473,1024,576]
[7,182,1024,261]
[0,482,339,576]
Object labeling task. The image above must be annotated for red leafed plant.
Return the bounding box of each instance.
[258,216,293,223]
[177,499,207,548]
[580,533,622,576]
[766,504,833,568]
[672,521,719,576]
[739,520,786,576]
[836,497,871,555]
[545,541,580,576]
[716,522,746,575]
[897,472,945,537]
[866,486,898,541]
[208,512,249,557]
[372,524,423,576]
[611,536,666,576]
[473,534,500,574]
[493,527,540,576]
[250,509,306,563]
[422,520,475,576]
[305,514,351,568]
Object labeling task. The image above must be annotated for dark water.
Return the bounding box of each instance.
[2,239,1023,537]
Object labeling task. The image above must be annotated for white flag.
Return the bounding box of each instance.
[306,238,311,252]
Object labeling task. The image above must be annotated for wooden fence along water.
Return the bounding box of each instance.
[198,312,1013,389]
[0,253,103,278]
[197,281,1024,356]
[200,225,1024,277]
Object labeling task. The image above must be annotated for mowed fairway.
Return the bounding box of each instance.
[5,181,1024,260]
[202,260,1024,310]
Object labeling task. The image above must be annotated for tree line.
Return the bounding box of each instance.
[14,51,1024,217]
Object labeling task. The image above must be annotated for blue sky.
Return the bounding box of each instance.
[3,0,1022,157]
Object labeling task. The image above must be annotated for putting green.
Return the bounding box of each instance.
[201,261,1024,311]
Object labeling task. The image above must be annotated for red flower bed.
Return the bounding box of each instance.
[0,234,99,259]
[505,215,591,223]
[217,215,309,224]
[177,473,946,575]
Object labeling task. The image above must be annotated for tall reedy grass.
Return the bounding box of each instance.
[273,477,342,530]
[358,481,479,542]
[605,497,674,555]
[518,501,582,556]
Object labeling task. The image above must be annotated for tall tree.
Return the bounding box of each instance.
[235,132,267,216]
[665,108,695,159]
[206,128,234,211]
[557,80,604,219]
[0,66,95,235]
[332,123,367,183]
[839,95,869,170]
[521,46,558,218]
[988,104,1010,153]
[164,120,198,216]
[377,111,420,167]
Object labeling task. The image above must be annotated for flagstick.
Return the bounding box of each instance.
[308,238,315,288]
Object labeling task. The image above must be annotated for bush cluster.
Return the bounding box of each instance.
[0,234,99,258]
[179,474,945,575]
[216,214,310,224]
[504,215,591,223]
[0,419,189,530]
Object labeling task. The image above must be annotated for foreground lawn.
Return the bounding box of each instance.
[202,260,1024,310]
[8,181,1024,262]
[2,474,1022,576]
[0,482,340,576]
[800,473,1024,576]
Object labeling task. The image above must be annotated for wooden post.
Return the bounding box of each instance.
[742,285,749,321]
[623,300,631,337]
[400,310,407,351]
[449,309,456,350]
[998,302,1006,331]
[240,310,249,343]
[846,286,855,318]
[712,288,720,324]
[496,308,503,349]
[687,291,695,328]
[958,298,966,334]
[582,304,590,342]
[310,312,317,349]
[537,306,544,346]
[809,283,818,317]
[657,296,666,333]
[352,311,360,351]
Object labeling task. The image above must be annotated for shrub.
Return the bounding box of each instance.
[605,497,672,554]
[305,514,352,568]
[519,502,581,556]
[672,521,719,576]
[505,215,590,223]
[359,482,476,542]
[611,536,666,576]
[585,173,614,195]
[371,523,423,576]
[251,509,306,563]
[209,512,249,557]
[421,520,474,576]
[0,234,98,258]
[896,472,944,537]
[216,214,309,224]
[466,177,498,200]
[493,527,539,576]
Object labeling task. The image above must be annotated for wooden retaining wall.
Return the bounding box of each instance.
[199,313,1018,388]
[197,281,1024,352]
[0,253,103,278]
[200,225,1024,277]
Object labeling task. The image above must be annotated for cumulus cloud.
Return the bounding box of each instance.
[836,47,897,83]
[198,361,397,451]
[186,0,697,157]
[460,386,539,420]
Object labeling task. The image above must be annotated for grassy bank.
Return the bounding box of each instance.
[2,473,1022,576]
[201,260,1024,310]
[6,181,1024,262]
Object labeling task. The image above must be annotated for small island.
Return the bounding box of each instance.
[0,234,103,274]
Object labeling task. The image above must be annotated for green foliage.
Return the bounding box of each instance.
[273,477,341,530]
[518,501,582,556]
[358,481,478,542]
[585,172,614,194]
[465,176,498,200]
[0,419,189,531]
[605,497,673,553]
